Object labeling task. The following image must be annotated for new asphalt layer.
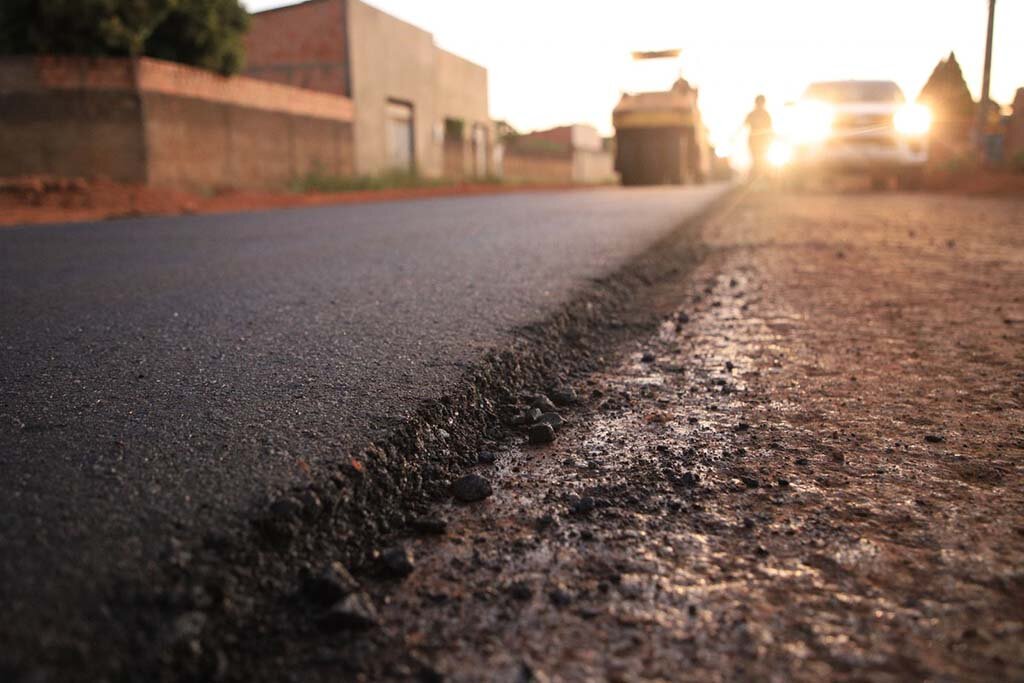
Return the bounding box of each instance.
[0,184,728,667]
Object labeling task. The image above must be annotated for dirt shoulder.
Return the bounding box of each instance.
[293,188,1023,681]
[0,177,590,228]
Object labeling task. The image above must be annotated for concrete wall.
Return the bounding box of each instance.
[0,58,147,182]
[502,125,615,184]
[347,0,438,176]
[0,56,355,190]
[435,48,491,178]
[501,150,573,184]
[572,149,616,184]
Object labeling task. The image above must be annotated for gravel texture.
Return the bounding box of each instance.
[243,188,1023,681]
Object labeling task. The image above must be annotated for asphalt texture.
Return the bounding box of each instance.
[0,185,728,662]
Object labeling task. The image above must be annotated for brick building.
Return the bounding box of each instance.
[245,0,492,179]
[501,125,616,184]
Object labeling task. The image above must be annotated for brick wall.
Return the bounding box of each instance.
[0,56,355,190]
[501,149,573,184]
[245,0,349,96]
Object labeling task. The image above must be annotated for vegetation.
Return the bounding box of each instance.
[0,0,249,75]
[289,168,502,194]
[918,52,976,125]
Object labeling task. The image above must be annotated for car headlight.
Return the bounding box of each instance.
[894,104,931,136]
[787,101,835,144]
[767,140,793,168]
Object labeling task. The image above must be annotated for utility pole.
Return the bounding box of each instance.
[975,0,996,162]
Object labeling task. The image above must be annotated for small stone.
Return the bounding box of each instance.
[171,611,208,644]
[507,580,533,601]
[527,423,556,444]
[297,489,323,520]
[735,422,751,432]
[569,496,597,516]
[477,451,497,465]
[260,498,303,545]
[527,407,543,423]
[535,513,557,530]
[379,545,415,578]
[725,361,735,371]
[641,351,656,363]
[680,471,699,487]
[549,586,573,607]
[536,413,564,430]
[318,592,379,631]
[549,386,578,406]
[410,516,447,536]
[677,312,690,324]
[530,395,558,413]
[451,474,493,502]
[304,562,359,605]
[268,497,303,522]
[924,434,945,444]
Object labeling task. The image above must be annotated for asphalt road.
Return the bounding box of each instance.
[0,184,727,657]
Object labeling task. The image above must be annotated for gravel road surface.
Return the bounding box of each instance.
[327,188,1022,682]
[0,185,727,676]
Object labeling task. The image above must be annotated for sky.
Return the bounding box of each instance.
[243,0,1023,154]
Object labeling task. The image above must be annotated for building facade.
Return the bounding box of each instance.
[501,124,616,184]
[245,0,492,179]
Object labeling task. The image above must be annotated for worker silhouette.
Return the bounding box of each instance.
[745,95,773,178]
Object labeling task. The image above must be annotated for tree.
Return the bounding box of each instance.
[918,52,976,124]
[0,0,249,75]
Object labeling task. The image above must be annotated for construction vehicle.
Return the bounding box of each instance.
[613,77,710,185]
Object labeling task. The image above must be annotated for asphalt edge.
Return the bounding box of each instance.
[22,184,743,682]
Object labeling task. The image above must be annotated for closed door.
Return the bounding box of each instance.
[471,124,487,178]
[386,101,414,173]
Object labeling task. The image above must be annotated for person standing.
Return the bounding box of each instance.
[745,95,774,177]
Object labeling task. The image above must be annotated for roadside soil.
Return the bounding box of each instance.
[0,177,586,228]
[276,188,1023,682]
[923,167,1024,195]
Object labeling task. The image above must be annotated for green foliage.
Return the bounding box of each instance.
[148,0,249,75]
[290,169,450,194]
[290,166,503,194]
[0,0,249,75]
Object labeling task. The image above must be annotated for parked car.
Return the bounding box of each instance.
[772,80,931,189]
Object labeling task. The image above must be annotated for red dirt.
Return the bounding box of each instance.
[924,168,1024,195]
[322,188,1024,682]
[0,176,586,228]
